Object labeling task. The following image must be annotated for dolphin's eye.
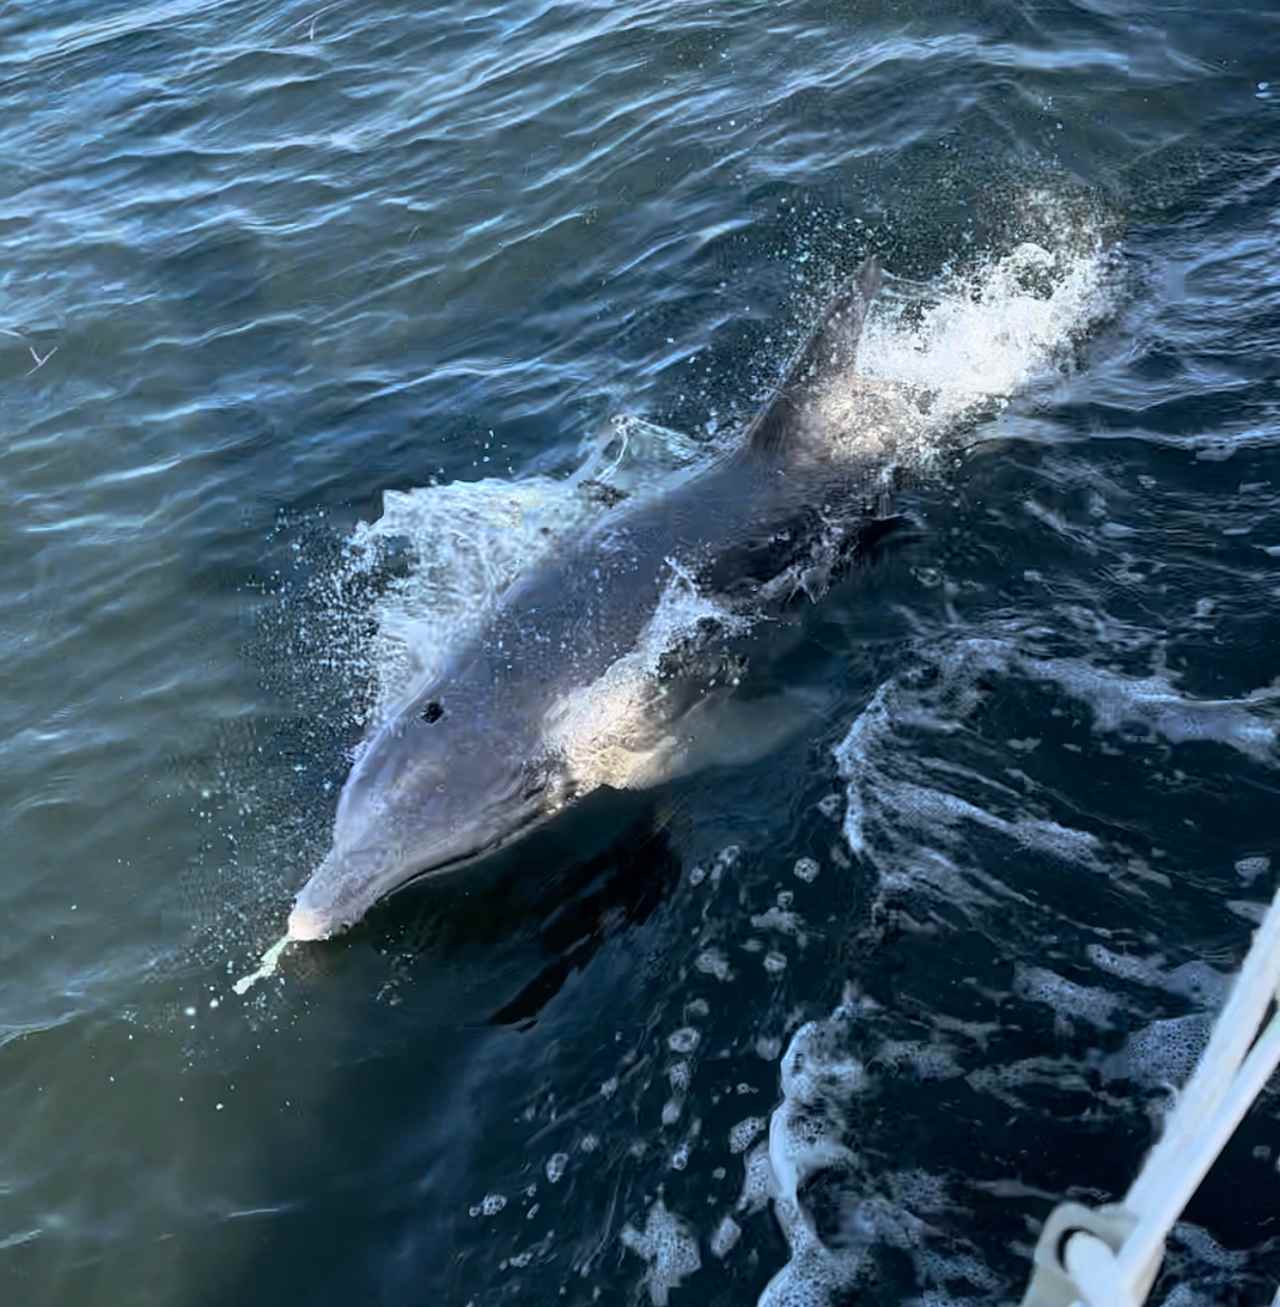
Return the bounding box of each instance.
[420,701,444,724]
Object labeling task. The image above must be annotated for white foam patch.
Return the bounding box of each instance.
[1013,965,1120,1029]
[729,1116,765,1154]
[1169,1222,1250,1273]
[771,1004,867,1206]
[1104,1013,1214,1088]
[1016,654,1279,763]
[469,1192,507,1218]
[749,993,868,1305]
[725,993,1017,1305]
[750,991,1007,1307]
[695,948,733,982]
[874,1039,964,1081]
[667,1026,701,1055]
[620,1196,702,1306]
[887,1169,952,1215]
[1235,855,1271,885]
[1085,944,1165,988]
[751,903,808,943]
[793,857,821,883]
[1085,945,1230,1007]
[965,1055,1092,1111]
[1158,1285,1217,1307]
[709,1214,741,1259]
[771,229,1120,512]
[911,1250,1004,1301]
[861,241,1108,400]
[847,232,1119,466]
[736,1141,776,1216]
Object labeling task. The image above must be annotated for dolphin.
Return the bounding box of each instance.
[288,258,896,941]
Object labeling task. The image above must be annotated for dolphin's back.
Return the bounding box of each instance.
[473,456,775,697]
[416,258,889,718]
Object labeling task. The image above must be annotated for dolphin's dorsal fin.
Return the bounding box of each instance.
[743,256,883,461]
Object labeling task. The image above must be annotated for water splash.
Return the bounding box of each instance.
[231,934,292,996]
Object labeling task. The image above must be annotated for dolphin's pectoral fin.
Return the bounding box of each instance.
[661,687,833,782]
[738,504,907,608]
[698,503,840,601]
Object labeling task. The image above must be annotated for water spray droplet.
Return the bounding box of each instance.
[232,934,292,995]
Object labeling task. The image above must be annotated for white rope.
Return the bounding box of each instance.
[1022,888,1280,1307]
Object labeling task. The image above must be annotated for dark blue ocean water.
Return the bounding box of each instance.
[3,2,1280,1304]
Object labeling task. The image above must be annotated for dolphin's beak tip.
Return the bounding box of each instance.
[287,903,333,943]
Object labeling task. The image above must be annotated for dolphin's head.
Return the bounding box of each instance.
[287,691,571,941]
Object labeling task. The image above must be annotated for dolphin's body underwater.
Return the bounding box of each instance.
[289,258,897,941]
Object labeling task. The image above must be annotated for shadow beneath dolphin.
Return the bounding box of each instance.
[484,810,683,1030]
[357,785,684,1029]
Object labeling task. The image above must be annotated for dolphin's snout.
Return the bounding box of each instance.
[287,901,336,942]
[288,846,386,942]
